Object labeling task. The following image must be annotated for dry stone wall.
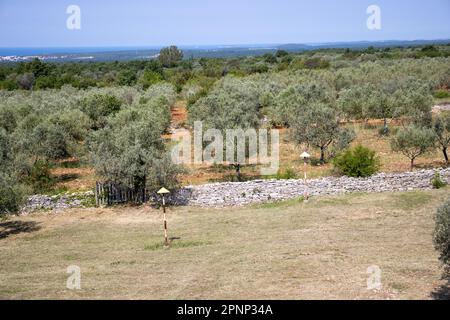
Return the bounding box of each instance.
[181,168,450,207]
[22,168,450,212]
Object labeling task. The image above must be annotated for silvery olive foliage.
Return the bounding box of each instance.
[0,83,179,212]
[271,80,335,126]
[88,98,175,188]
[434,198,450,267]
[186,56,447,165]
[188,76,262,131]
[0,128,27,215]
[88,85,180,189]
[87,84,181,191]
[433,111,450,164]
[391,125,436,170]
[290,104,355,163]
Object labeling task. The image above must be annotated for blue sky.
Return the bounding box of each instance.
[0,0,449,47]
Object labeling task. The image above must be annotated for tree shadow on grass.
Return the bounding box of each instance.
[0,220,41,239]
[431,270,450,300]
[55,173,79,182]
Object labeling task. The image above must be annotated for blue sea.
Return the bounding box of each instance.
[0,46,163,56]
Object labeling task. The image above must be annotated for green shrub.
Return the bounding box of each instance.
[302,57,330,69]
[25,160,55,192]
[81,94,123,130]
[333,145,379,177]
[431,172,447,189]
[433,198,450,266]
[0,172,27,215]
[276,168,297,180]
[249,63,269,73]
[434,90,450,99]
[138,70,163,89]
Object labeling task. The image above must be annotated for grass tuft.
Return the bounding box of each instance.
[390,191,433,210]
[144,240,212,251]
[252,196,305,209]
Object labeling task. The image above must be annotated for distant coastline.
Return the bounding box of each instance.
[1,39,449,63]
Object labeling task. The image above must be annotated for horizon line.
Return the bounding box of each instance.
[1,38,449,49]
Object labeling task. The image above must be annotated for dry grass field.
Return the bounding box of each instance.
[1,188,449,299]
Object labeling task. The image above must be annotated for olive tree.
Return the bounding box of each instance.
[337,84,374,122]
[391,125,436,170]
[80,94,123,130]
[337,86,366,122]
[188,76,262,131]
[433,198,450,267]
[89,104,181,192]
[393,79,433,128]
[12,119,72,161]
[433,112,450,165]
[271,81,334,126]
[366,85,395,135]
[0,171,27,215]
[158,46,183,68]
[0,129,26,215]
[291,104,355,163]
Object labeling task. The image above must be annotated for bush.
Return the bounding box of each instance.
[433,198,450,266]
[0,172,27,215]
[25,160,55,192]
[434,90,450,99]
[302,57,330,69]
[138,70,163,89]
[431,171,447,189]
[333,145,379,177]
[275,168,297,180]
[81,94,123,130]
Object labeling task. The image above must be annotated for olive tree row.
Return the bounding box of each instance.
[0,83,178,213]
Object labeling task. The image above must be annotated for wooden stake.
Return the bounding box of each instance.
[303,160,308,200]
[162,195,168,246]
[157,188,171,246]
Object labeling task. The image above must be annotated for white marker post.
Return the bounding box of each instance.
[157,187,171,246]
[300,151,311,201]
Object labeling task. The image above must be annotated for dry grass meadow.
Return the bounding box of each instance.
[1,188,450,300]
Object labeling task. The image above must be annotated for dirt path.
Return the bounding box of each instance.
[169,100,188,130]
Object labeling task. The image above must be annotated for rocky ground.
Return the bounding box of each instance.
[22,168,450,212]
